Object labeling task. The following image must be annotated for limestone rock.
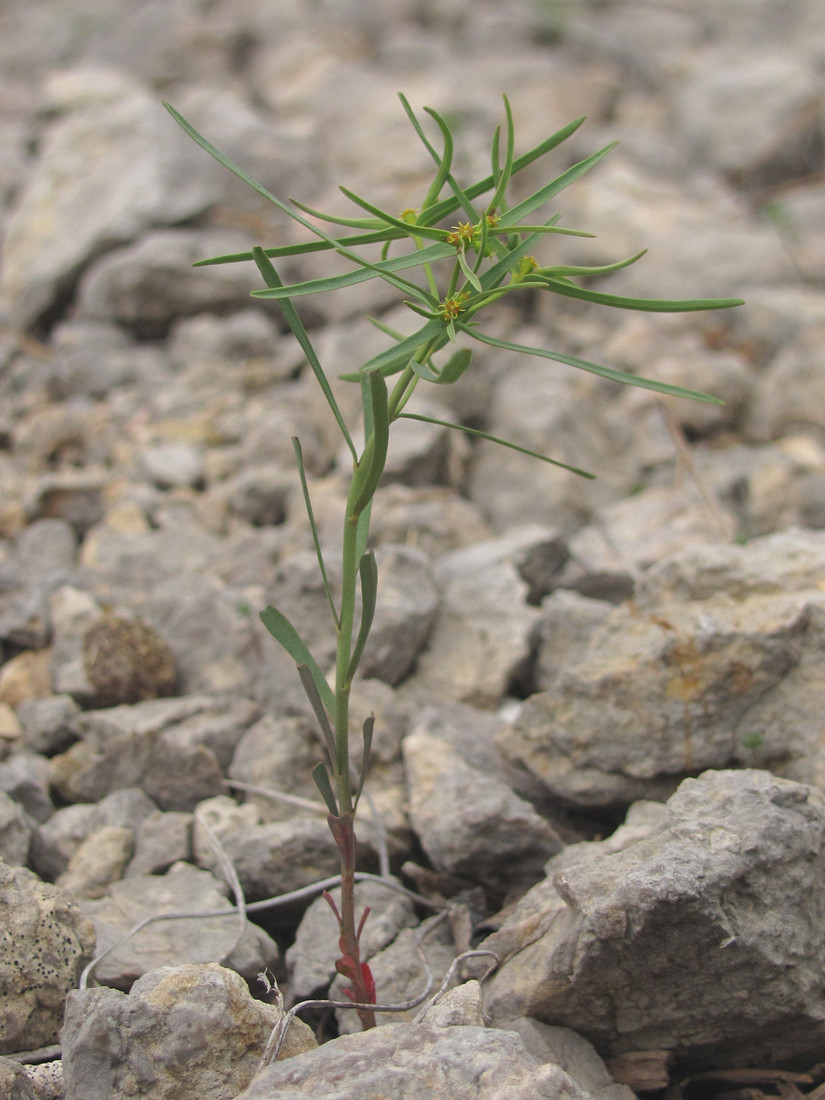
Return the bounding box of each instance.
[403,726,562,894]
[409,535,541,708]
[483,770,825,1070]
[236,1013,594,1100]
[79,862,278,989]
[503,530,825,809]
[1,80,223,330]
[61,963,315,1100]
[0,860,95,1055]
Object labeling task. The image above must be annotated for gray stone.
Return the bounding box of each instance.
[502,530,825,809]
[75,229,262,338]
[484,770,825,1070]
[403,726,562,893]
[408,535,541,708]
[0,751,54,823]
[76,694,259,772]
[49,703,225,811]
[193,811,340,903]
[467,354,631,533]
[79,862,279,989]
[286,878,417,1000]
[1,79,224,330]
[0,789,31,866]
[17,1059,62,1100]
[57,825,135,900]
[368,484,493,560]
[675,49,824,186]
[227,714,322,822]
[0,859,96,1056]
[25,469,109,539]
[0,1058,38,1100]
[48,320,145,399]
[359,545,439,686]
[139,442,205,490]
[126,810,193,878]
[30,788,158,882]
[747,324,825,443]
[61,963,315,1100]
[237,1012,593,1099]
[502,1021,635,1100]
[563,485,735,586]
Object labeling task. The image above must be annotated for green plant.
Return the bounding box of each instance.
[164,95,743,1030]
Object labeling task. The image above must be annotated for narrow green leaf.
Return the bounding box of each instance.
[413,114,589,233]
[436,347,472,384]
[253,248,357,461]
[290,196,385,229]
[351,318,447,378]
[457,248,483,293]
[367,315,407,341]
[461,325,725,404]
[350,372,390,517]
[410,356,440,382]
[259,605,336,712]
[312,762,339,816]
[500,141,618,227]
[398,94,453,211]
[423,106,484,227]
[347,550,379,682]
[251,241,454,300]
[354,714,375,810]
[539,278,746,314]
[398,413,595,477]
[293,437,338,627]
[488,95,515,215]
[298,664,336,766]
[193,229,403,267]
[535,251,648,279]
[339,186,446,242]
[165,103,441,303]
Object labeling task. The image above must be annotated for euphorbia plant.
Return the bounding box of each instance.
[165,95,743,1029]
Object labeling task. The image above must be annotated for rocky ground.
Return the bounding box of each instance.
[1,1,825,1097]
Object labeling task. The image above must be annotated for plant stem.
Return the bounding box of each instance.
[327,466,377,1028]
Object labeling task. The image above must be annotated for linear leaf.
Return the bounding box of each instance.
[290,196,385,229]
[457,248,483,292]
[345,318,446,379]
[354,714,375,810]
[461,326,725,404]
[410,356,440,382]
[489,95,515,214]
[350,372,390,517]
[500,142,618,227]
[339,186,446,242]
[398,413,595,477]
[398,94,453,211]
[536,251,648,279]
[436,347,472,384]
[411,112,589,233]
[253,248,357,461]
[259,605,335,712]
[193,230,404,267]
[251,242,454,300]
[347,550,378,682]
[293,437,338,627]
[298,664,336,766]
[312,762,339,816]
[539,278,746,314]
